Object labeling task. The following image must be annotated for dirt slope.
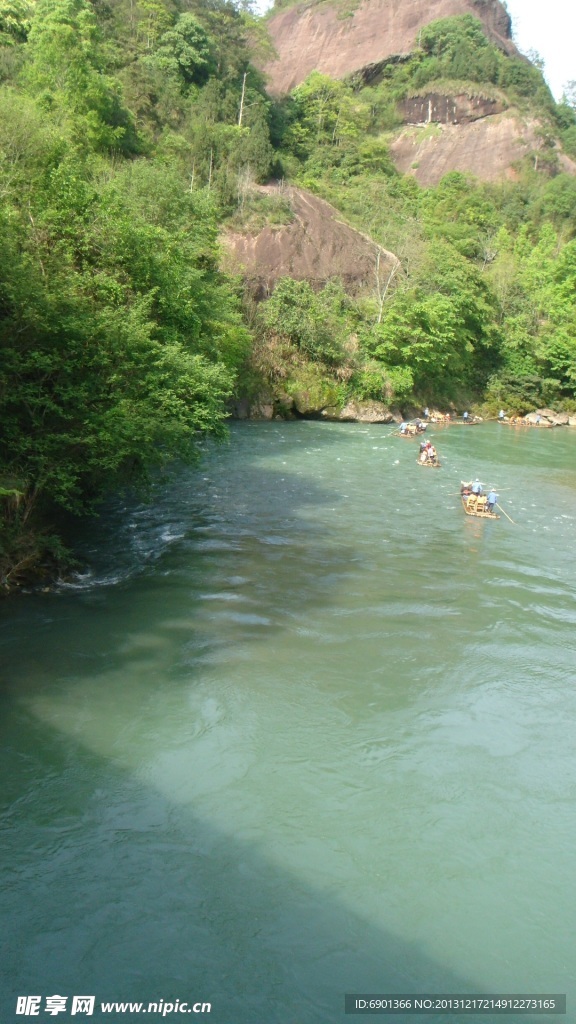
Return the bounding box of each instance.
[263,0,517,96]
[221,184,397,295]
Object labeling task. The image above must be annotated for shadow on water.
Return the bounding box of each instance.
[0,711,550,1024]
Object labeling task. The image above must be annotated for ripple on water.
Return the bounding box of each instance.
[192,538,241,552]
[207,610,272,626]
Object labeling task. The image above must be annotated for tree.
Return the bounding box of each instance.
[25,0,136,152]
[0,0,33,44]
[286,73,370,156]
[417,15,494,85]
[0,149,249,537]
[151,14,215,86]
[135,0,173,50]
[538,175,576,232]
[562,81,576,108]
[364,239,500,396]
[259,278,352,366]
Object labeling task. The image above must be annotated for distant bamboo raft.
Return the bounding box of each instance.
[503,418,553,428]
[393,424,427,437]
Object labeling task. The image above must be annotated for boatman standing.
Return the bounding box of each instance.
[472,479,483,495]
[487,490,498,513]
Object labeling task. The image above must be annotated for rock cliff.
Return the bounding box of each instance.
[221,184,398,296]
[389,113,576,185]
[259,0,576,185]
[263,0,517,97]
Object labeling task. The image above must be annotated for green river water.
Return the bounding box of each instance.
[1,421,575,1024]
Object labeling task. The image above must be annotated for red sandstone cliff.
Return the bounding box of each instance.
[389,112,576,186]
[262,0,517,96]
[258,0,576,185]
[221,184,397,295]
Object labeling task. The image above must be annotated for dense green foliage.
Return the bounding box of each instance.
[0,0,267,585]
[1,2,576,585]
[415,15,554,110]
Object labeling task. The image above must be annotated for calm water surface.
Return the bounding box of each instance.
[1,422,575,1023]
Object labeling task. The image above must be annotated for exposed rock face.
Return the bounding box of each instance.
[529,409,571,426]
[390,113,544,185]
[221,184,398,296]
[259,0,576,185]
[250,395,275,419]
[330,400,394,422]
[263,0,517,96]
[399,92,505,125]
[549,413,570,426]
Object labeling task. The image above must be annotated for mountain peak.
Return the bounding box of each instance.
[262,0,518,96]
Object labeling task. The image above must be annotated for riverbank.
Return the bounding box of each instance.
[231,393,576,426]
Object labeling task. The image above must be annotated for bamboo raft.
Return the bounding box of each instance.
[502,419,553,428]
[417,455,441,468]
[394,424,427,437]
[460,492,499,519]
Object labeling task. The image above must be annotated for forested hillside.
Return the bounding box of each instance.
[244,11,576,425]
[1,0,576,587]
[0,0,270,585]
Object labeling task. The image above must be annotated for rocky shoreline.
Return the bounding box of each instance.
[507,409,576,427]
[230,397,576,426]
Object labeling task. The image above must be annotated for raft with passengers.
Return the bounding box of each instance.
[454,411,482,426]
[417,440,441,467]
[395,419,427,437]
[502,415,553,428]
[460,481,500,519]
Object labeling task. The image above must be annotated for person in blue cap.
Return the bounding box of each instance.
[487,489,498,513]
[472,479,483,495]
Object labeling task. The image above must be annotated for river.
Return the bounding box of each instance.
[1,422,575,1024]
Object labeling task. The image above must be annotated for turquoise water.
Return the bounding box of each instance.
[1,422,575,1023]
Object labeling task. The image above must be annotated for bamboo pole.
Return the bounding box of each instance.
[496,503,516,524]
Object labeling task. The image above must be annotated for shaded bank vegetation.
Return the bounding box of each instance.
[0,0,261,585]
[1,1,576,585]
